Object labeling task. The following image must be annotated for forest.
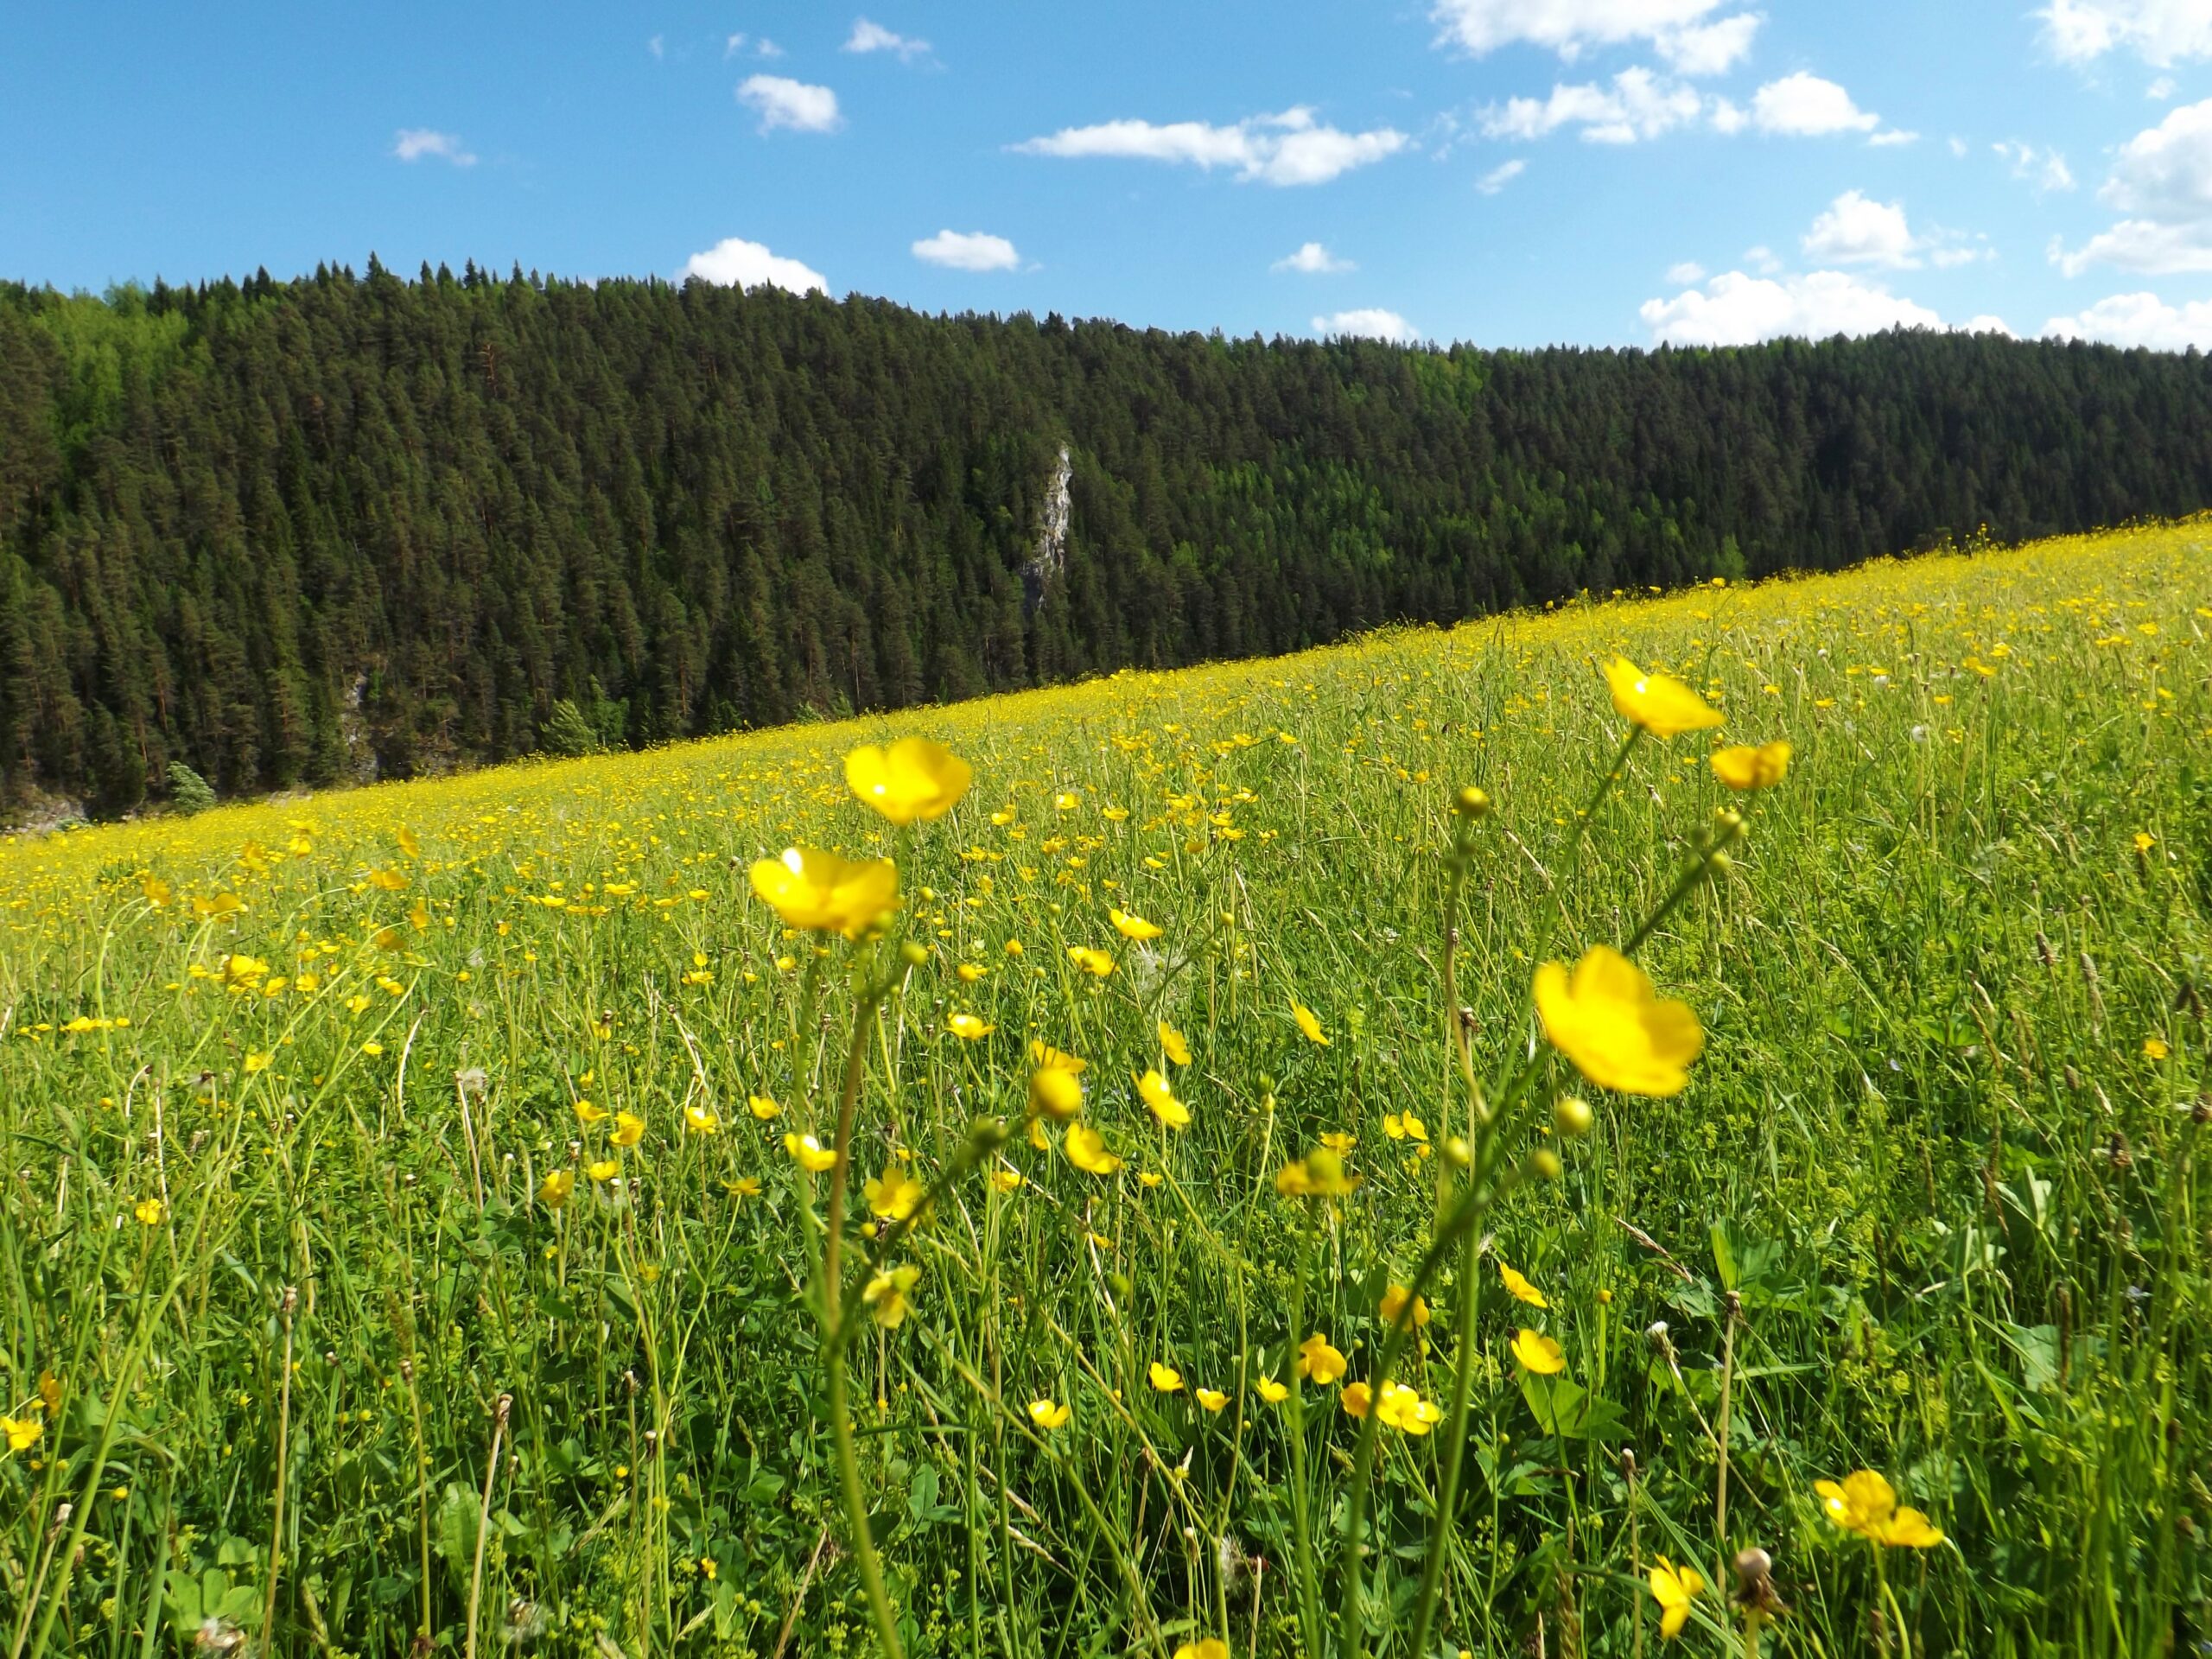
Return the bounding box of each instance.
[3,260,2209,817]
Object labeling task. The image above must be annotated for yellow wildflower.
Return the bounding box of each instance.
[1710,740,1791,790]
[747,847,899,938]
[1603,656,1725,738]
[134,1198,163,1226]
[587,1160,620,1182]
[1375,1382,1442,1435]
[1109,907,1161,941]
[1341,1382,1373,1418]
[1380,1285,1430,1326]
[683,1103,719,1135]
[844,737,972,825]
[1512,1328,1566,1376]
[1065,1122,1123,1175]
[1295,1333,1347,1386]
[863,1264,921,1328]
[747,1093,781,1120]
[1066,945,1116,976]
[864,1163,927,1221]
[1648,1558,1705,1639]
[539,1170,575,1206]
[1028,1398,1071,1429]
[1195,1388,1229,1414]
[1292,1001,1329,1046]
[785,1133,838,1173]
[1500,1264,1548,1307]
[1815,1469,1944,1548]
[1147,1361,1184,1393]
[1158,1020,1192,1065]
[948,1013,995,1040]
[1137,1069,1190,1129]
[612,1111,645,1148]
[1256,1376,1289,1403]
[1535,944,1704,1096]
[2,1415,41,1453]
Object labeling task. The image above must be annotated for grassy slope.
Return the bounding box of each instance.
[1,522,2207,1657]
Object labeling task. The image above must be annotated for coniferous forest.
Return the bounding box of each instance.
[4,260,2210,819]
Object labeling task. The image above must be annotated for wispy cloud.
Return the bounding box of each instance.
[1476,158,1528,193]
[393,129,476,167]
[844,18,931,60]
[1014,108,1408,187]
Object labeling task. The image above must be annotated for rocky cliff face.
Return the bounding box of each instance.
[1022,444,1071,613]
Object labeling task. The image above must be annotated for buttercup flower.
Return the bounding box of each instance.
[1604,656,1725,738]
[1066,946,1116,977]
[1065,1122,1123,1175]
[1195,1388,1229,1413]
[539,1170,575,1207]
[134,1198,163,1226]
[785,1133,838,1173]
[1500,1264,1548,1307]
[1138,1069,1190,1129]
[1380,1285,1430,1326]
[1512,1328,1566,1376]
[1172,1641,1230,1659]
[1374,1382,1442,1434]
[1292,1001,1329,1046]
[1710,740,1791,790]
[1256,1376,1289,1403]
[1648,1558,1705,1639]
[844,737,972,824]
[1274,1147,1359,1199]
[1535,944,1704,1096]
[747,1093,782,1120]
[2,1414,41,1453]
[612,1111,645,1148]
[1815,1469,1944,1548]
[1109,907,1162,941]
[865,1163,926,1221]
[1028,1398,1071,1429]
[1341,1382,1373,1418]
[748,847,899,938]
[587,1160,620,1182]
[683,1103,719,1135]
[1295,1334,1347,1386]
[1158,1020,1192,1065]
[863,1264,921,1328]
[948,1013,994,1040]
[1147,1361,1184,1393]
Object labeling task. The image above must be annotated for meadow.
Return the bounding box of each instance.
[0,521,2206,1659]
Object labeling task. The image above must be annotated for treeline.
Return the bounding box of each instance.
[3,260,2209,817]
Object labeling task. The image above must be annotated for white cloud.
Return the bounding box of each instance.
[393,128,477,166]
[726,33,748,57]
[1274,241,1355,272]
[1640,269,1942,344]
[2055,97,2212,270]
[682,237,830,295]
[1481,67,1704,143]
[1993,140,2078,191]
[2045,289,2212,346]
[2039,0,2212,66]
[647,34,664,59]
[1431,0,1732,59]
[1948,135,1969,156]
[739,74,842,134]
[844,18,930,60]
[1710,96,1747,133]
[1867,128,1920,147]
[1962,315,2016,335]
[1476,158,1527,192]
[1744,243,1781,272]
[1802,190,1920,266]
[756,38,785,58]
[911,230,1020,271]
[2150,73,2178,96]
[1750,73,1880,136]
[1666,259,1707,283]
[1014,108,1408,186]
[1656,13,1761,75]
[1313,308,1418,342]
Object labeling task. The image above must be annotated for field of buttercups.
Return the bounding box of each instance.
[1,522,2207,1659]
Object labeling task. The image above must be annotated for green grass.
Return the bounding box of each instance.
[0,523,2206,1658]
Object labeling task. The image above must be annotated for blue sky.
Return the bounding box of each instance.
[10,1,2212,349]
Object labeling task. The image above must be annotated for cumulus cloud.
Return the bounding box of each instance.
[1749,72,1880,136]
[1476,158,1527,192]
[1430,0,1758,65]
[1014,108,1408,186]
[682,237,830,295]
[1480,67,1704,143]
[911,230,1020,271]
[393,128,476,166]
[1802,190,1920,267]
[1656,13,1761,74]
[2039,0,2212,65]
[2053,97,2212,271]
[738,74,842,134]
[1994,140,2077,192]
[1274,241,1355,272]
[1313,308,1418,342]
[1639,269,1943,345]
[844,18,930,60]
[2046,289,2212,346]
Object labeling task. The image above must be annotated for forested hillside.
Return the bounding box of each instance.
[3,260,2209,817]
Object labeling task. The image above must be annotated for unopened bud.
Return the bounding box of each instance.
[1444,1135,1471,1168]
[1453,786,1491,820]
[1553,1096,1593,1138]
[1529,1147,1562,1181]
[899,940,930,969]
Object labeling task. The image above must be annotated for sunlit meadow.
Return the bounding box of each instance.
[1,523,2207,1659]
